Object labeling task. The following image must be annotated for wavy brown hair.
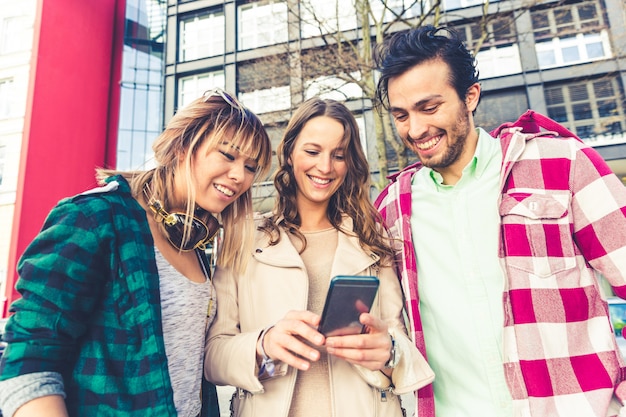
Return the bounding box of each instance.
[98,89,272,274]
[260,97,394,265]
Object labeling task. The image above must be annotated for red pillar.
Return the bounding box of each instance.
[3,0,126,317]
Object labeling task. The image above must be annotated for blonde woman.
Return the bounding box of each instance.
[0,89,272,417]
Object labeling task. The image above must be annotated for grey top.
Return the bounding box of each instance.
[0,247,216,417]
[156,246,216,417]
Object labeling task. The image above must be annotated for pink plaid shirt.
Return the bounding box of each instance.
[374,125,626,417]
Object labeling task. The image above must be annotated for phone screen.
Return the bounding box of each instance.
[318,275,379,337]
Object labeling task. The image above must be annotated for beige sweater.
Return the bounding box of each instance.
[287,228,337,417]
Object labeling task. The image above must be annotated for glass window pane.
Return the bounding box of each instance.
[238,1,288,50]
[0,79,15,118]
[576,125,594,138]
[562,45,580,62]
[594,80,614,98]
[178,71,225,108]
[586,42,604,59]
[301,0,357,38]
[597,100,617,117]
[180,11,225,61]
[0,145,5,185]
[578,3,598,21]
[554,8,572,25]
[537,49,556,67]
[132,89,149,130]
[548,106,568,122]
[531,12,549,30]
[545,87,564,105]
[604,121,622,135]
[492,18,515,43]
[456,25,469,44]
[569,84,589,101]
[443,0,462,9]
[572,103,592,120]
[239,85,291,114]
[470,24,481,42]
[115,130,133,171]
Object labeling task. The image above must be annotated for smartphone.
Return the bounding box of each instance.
[318,275,379,337]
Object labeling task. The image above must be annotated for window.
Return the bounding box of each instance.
[0,146,5,186]
[117,0,166,171]
[535,31,611,69]
[453,15,521,78]
[179,10,225,61]
[1,15,33,54]
[239,86,291,114]
[354,115,368,156]
[475,89,529,132]
[531,0,605,40]
[544,77,626,140]
[443,0,501,10]
[367,0,424,24]
[237,57,291,114]
[0,79,16,119]
[237,1,288,50]
[300,0,357,38]
[302,45,362,100]
[475,44,522,79]
[454,14,517,51]
[531,0,610,69]
[305,74,362,101]
[178,71,225,109]
[237,55,291,114]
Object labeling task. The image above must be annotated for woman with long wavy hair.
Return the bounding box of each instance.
[205,97,433,417]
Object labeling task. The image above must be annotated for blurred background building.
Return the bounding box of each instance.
[0,0,166,315]
[1,0,626,315]
[163,0,626,213]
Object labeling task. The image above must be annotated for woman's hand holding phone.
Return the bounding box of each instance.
[256,310,325,372]
[324,313,393,372]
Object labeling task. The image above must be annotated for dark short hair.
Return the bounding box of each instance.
[374,25,480,110]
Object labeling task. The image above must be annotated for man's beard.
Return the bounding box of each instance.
[411,107,471,170]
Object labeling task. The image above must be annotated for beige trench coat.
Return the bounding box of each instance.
[205,217,434,417]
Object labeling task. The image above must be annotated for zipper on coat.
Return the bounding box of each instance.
[378,386,393,402]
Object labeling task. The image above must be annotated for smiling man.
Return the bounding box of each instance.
[374,25,626,417]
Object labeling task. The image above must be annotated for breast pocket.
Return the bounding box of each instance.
[499,191,577,278]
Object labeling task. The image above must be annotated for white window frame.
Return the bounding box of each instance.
[1,15,33,54]
[535,30,611,69]
[369,0,424,22]
[239,85,291,114]
[304,74,363,101]
[237,1,288,50]
[475,44,522,79]
[443,0,501,9]
[179,11,225,62]
[0,145,5,187]
[0,79,16,119]
[354,115,368,156]
[300,0,358,39]
[178,71,225,109]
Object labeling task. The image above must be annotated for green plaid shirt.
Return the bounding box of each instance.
[0,176,216,416]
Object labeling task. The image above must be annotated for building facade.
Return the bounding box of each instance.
[0,0,35,314]
[163,0,626,213]
[0,0,166,315]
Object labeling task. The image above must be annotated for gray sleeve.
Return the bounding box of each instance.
[0,372,65,417]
